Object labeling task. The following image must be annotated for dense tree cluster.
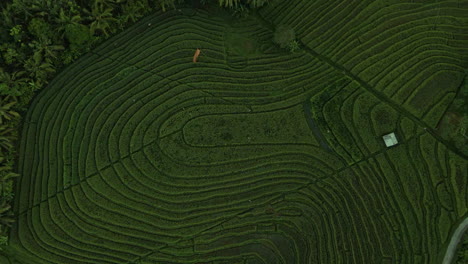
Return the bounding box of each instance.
[0,0,272,248]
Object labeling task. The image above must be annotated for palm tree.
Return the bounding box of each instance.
[29,36,65,60]
[23,52,56,86]
[0,135,13,153]
[119,0,147,24]
[0,4,15,29]
[84,3,118,37]
[0,100,20,125]
[55,7,83,38]
[0,166,18,189]
[10,0,34,21]
[0,68,28,99]
[0,199,15,235]
[0,124,15,154]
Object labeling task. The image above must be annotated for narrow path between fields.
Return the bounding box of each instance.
[302,100,333,152]
[443,217,468,264]
[252,11,468,161]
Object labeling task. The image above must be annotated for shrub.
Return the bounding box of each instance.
[273,24,299,52]
[287,40,300,52]
[28,18,51,39]
[0,236,7,246]
[65,24,92,47]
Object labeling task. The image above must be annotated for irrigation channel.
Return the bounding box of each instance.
[302,100,333,152]
[443,217,468,264]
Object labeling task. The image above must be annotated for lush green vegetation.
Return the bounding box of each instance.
[0,0,274,248]
[454,232,468,264]
[1,0,467,263]
[273,24,300,53]
[0,0,152,247]
[437,74,468,157]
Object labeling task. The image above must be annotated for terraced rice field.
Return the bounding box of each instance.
[11,1,468,263]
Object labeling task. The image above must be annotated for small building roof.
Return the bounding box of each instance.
[383,132,398,147]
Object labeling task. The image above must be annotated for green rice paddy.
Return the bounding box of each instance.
[10,1,468,263]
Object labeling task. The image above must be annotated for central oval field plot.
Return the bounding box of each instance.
[13,9,346,264]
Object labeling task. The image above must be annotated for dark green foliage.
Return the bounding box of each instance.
[11,9,346,262]
[230,3,249,18]
[8,25,24,43]
[28,18,52,39]
[65,23,93,47]
[0,46,21,65]
[0,69,27,98]
[273,24,295,49]
[1,0,467,262]
[225,0,271,8]
[84,3,119,36]
[455,232,468,264]
[0,0,161,247]
[437,75,468,156]
[287,40,300,52]
[119,0,149,24]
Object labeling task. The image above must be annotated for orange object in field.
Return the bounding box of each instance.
[193,48,201,63]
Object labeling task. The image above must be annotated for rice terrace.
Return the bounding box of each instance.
[0,0,467,263]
